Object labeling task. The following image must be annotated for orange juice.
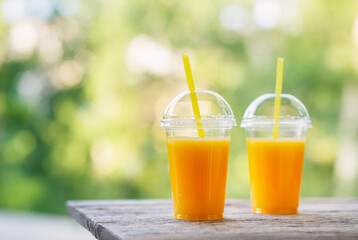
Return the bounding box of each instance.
[167,136,230,220]
[247,138,305,214]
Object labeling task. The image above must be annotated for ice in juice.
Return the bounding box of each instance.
[167,136,230,220]
[247,138,305,214]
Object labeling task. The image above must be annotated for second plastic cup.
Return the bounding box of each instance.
[241,94,312,214]
[161,90,236,220]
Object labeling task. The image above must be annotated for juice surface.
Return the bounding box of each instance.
[247,138,305,214]
[167,137,230,220]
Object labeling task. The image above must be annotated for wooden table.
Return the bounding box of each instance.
[67,198,358,240]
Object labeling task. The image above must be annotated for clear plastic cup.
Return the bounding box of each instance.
[161,90,236,220]
[240,94,312,214]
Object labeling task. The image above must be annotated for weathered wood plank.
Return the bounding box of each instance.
[67,199,358,240]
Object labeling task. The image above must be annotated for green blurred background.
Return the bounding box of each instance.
[0,0,357,215]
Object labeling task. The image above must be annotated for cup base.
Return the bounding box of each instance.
[253,208,298,215]
[174,213,223,221]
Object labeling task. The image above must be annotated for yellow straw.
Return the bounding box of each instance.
[182,54,205,137]
[273,57,284,138]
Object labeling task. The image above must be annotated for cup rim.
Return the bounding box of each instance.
[240,118,312,128]
[161,118,237,129]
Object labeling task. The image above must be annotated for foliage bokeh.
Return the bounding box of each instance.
[0,0,357,214]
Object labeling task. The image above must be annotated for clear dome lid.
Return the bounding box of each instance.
[240,94,312,129]
[161,90,236,129]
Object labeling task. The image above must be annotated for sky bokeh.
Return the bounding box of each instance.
[0,0,357,214]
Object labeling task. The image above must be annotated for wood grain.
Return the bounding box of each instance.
[67,199,358,240]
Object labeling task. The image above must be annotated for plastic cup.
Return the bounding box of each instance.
[241,94,312,214]
[161,90,236,220]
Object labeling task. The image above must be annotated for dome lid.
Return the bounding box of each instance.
[161,90,236,129]
[240,94,312,129]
